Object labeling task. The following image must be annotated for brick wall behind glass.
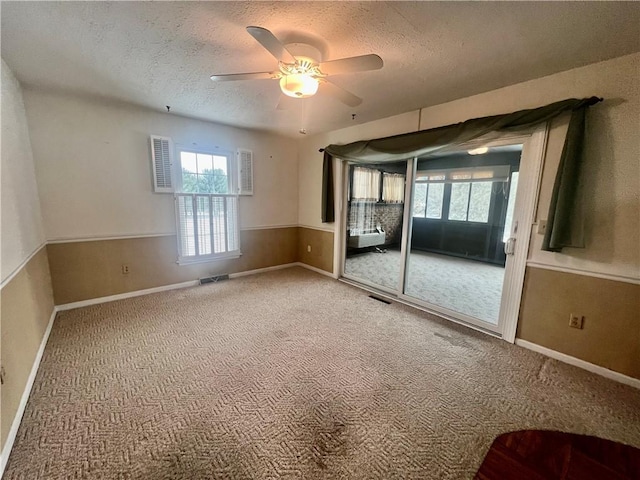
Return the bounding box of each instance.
[375,204,404,245]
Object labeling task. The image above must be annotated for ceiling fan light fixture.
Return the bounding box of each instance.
[279,74,319,98]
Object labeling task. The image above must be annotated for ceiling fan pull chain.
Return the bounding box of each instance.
[299,100,307,135]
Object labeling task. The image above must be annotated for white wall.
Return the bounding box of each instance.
[298,53,640,280]
[23,89,299,241]
[1,60,46,282]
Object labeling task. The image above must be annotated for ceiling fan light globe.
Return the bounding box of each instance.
[280,74,319,99]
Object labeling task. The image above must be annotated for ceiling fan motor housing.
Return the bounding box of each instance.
[279,44,324,98]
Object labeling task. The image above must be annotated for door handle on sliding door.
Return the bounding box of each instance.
[504,237,516,256]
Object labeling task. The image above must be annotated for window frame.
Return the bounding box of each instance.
[174,145,241,265]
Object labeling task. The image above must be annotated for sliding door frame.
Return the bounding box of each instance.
[337,123,549,343]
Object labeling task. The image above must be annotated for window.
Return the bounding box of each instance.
[351,166,381,201]
[413,166,508,223]
[351,167,405,203]
[382,173,405,203]
[448,182,492,222]
[413,182,444,219]
[426,183,444,218]
[175,149,240,263]
[448,183,470,220]
[179,151,230,194]
[413,183,427,217]
[468,182,493,222]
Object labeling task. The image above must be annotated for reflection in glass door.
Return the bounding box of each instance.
[404,147,522,330]
[343,161,407,293]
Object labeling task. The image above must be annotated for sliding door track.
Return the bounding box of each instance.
[339,276,501,339]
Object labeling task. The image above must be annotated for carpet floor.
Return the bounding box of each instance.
[5,267,640,479]
[345,250,504,324]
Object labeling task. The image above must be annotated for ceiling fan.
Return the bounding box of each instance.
[210,26,383,107]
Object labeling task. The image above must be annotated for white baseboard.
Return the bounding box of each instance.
[228,263,297,279]
[0,308,57,478]
[56,280,200,311]
[515,339,640,390]
[295,262,335,278]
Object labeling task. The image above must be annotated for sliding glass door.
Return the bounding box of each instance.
[343,161,407,293]
[403,148,521,331]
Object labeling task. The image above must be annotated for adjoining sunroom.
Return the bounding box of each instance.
[343,145,522,330]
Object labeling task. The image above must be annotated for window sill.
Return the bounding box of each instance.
[177,251,242,266]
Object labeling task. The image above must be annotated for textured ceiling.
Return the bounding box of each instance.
[2,2,639,138]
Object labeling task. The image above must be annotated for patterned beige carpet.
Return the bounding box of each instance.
[5,267,640,479]
[345,249,504,324]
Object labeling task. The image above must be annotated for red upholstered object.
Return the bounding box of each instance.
[475,430,640,480]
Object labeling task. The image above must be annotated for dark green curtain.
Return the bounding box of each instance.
[542,107,587,251]
[321,97,602,251]
[321,151,334,223]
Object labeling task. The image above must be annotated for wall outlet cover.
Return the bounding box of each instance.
[569,314,584,329]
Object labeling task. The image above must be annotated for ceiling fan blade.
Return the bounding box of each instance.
[319,79,362,107]
[246,26,297,64]
[319,54,383,76]
[210,71,278,81]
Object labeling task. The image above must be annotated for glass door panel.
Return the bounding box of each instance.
[343,162,407,293]
[404,148,522,328]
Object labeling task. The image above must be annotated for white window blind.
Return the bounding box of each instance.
[352,167,381,201]
[175,194,240,263]
[382,173,405,203]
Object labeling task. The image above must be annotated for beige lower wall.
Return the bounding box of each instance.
[297,227,334,274]
[48,227,298,305]
[48,225,339,306]
[1,247,55,450]
[517,267,640,379]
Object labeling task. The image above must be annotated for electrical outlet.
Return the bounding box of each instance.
[569,314,584,329]
[307,245,312,253]
[121,264,130,275]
